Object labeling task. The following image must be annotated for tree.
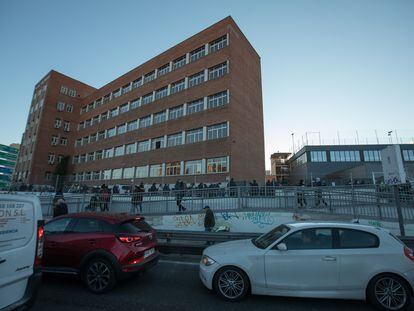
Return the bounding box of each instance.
[53,156,70,193]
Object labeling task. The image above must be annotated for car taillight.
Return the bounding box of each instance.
[35,220,45,268]
[404,246,414,262]
[117,236,141,243]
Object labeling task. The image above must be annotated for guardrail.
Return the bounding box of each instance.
[155,229,414,255]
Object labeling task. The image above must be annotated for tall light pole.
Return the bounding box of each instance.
[291,133,295,154]
[388,131,393,144]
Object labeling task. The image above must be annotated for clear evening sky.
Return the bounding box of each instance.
[0,0,413,169]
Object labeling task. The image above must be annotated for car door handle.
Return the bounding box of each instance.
[0,258,6,264]
[322,256,337,261]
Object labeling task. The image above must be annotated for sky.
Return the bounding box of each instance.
[0,0,413,170]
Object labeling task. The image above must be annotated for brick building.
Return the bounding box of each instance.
[14,16,265,187]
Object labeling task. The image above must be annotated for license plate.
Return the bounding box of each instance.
[144,248,155,258]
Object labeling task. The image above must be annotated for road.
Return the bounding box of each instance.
[31,255,400,311]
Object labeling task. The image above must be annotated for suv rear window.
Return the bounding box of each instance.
[338,229,379,248]
[118,220,152,233]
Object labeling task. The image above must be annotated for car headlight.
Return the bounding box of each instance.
[201,255,216,266]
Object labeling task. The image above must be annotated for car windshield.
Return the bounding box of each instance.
[252,225,290,249]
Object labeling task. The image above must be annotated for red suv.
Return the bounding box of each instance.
[42,213,159,293]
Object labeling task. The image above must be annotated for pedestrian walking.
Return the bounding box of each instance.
[131,183,144,214]
[203,205,215,245]
[100,184,110,212]
[175,179,186,212]
[297,180,307,208]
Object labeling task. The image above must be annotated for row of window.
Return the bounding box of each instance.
[73,122,229,164]
[403,150,414,162]
[75,90,229,148]
[78,62,228,131]
[73,156,229,182]
[60,86,77,98]
[80,35,228,115]
[47,154,65,165]
[51,136,68,146]
[57,102,73,113]
[54,119,71,132]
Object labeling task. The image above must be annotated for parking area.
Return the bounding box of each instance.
[32,257,392,311]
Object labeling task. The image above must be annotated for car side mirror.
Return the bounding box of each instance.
[277,243,287,251]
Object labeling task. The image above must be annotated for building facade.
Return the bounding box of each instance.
[0,144,19,189]
[13,16,265,187]
[288,144,414,185]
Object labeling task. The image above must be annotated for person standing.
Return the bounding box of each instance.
[203,205,215,245]
[53,198,68,218]
[100,184,110,212]
[175,179,186,212]
[131,183,144,214]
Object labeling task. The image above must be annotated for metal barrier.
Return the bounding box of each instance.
[29,184,414,234]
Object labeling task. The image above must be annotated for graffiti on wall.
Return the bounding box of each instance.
[172,214,204,228]
[242,212,275,228]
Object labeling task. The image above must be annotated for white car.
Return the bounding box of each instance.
[0,194,44,311]
[200,222,414,311]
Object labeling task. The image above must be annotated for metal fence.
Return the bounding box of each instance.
[32,184,414,233]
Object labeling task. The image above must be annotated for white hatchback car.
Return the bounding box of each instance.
[199,222,414,311]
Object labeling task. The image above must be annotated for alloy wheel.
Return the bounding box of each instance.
[86,261,111,292]
[218,269,245,299]
[374,277,407,311]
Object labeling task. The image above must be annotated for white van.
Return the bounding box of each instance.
[0,194,44,311]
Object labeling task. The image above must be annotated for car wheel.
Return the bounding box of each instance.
[367,274,411,311]
[213,266,249,301]
[82,258,116,294]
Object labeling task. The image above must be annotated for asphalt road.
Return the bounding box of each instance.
[32,257,406,311]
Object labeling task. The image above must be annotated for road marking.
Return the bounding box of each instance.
[159,259,199,266]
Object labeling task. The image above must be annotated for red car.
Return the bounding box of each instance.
[42,213,159,293]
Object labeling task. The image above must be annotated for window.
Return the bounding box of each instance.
[51,136,59,146]
[127,120,138,132]
[330,150,361,162]
[185,160,202,175]
[75,139,82,147]
[144,71,155,83]
[142,93,153,105]
[88,153,95,162]
[112,168,122,179]
[209,62,228,80]
[292,153,307,166]
[155,87,168,100]
[110,108,119,118]
[54,118,62,129]
[151,137,164,150]
[132,78,143,89]
[66,104,73,113]
[85,119,91,128]
[103,94,110,103]
[402,150,414,161]
[117,124,126,135]
[60,137,67,146]
[125,143,136,154]
[107,127,116,138]
[158,63,170,76]
[120,103,129,114]
[209,35,228,53]
[169,105,184,120]
[80,154,86,163]
[187,98,204,114]
[137,140,150,152]
[122,84,131,94]
[112,88,121,98]
[363,150,382,162]
[208,91,228,108]
[101,112,108,121]
[44,218,72,234]
[186,128,203,143]
[282,228,333,250]
[114,145,125,157]
[154,111,166,124]
[130,98,140,109]
[310,151,327,162]
[149,164,163,177]
[170,79,185,94]
[104,148,114,158]
[97,131,105,141]
[85,171,92,181]
[140,116,151,128]
[167,133,183,147]
[57,102,65,111]
[166,162,181,176]
[45,172,52,181]
[172,55,186,70]
[338,229,379,248]
[123,167,135,179]
[207,156,228,173]
[59,86,68,95]
[135,166,148,178]
[87,103,94,111]
[95,99,102,107]
[207,123,228,140]
[63,121,70,132]
[68,89,77,97]
[103,169,111,180]
[188,71,205,87]
[190,46,205,62]
[58,155,63,164]
[47,154,55,164]
[92,116,100,125]
[95,150,103,160]
[93,171,101,180]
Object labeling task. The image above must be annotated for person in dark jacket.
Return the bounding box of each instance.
[175,179,186,212]
[100,184,110,212]
[53,199,68,218]
[131,183,144,214]
[204,205,215,245]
